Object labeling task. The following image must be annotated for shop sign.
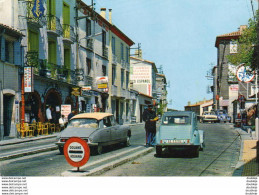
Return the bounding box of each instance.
[32,0,45,18]
[71,88,81,96]
[61,104,71,119]
[230,85,239,91]
[96,76,108,92]
[24,67,34,93]
[81,86,92,97]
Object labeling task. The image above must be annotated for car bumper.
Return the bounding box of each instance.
[55,141,98,147]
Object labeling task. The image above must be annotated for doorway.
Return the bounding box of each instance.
[3,95,14,136]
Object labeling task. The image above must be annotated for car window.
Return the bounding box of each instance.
[68,118,98,128]
[110,115,117,126]
[103,117,112,127]
[162,116,190,125]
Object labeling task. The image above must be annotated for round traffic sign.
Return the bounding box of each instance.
[236,64,255,83]
[64,137,90,168]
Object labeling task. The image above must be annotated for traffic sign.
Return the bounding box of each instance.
[64,137,90,169]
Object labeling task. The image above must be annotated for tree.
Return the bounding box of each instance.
[227,14,258,70]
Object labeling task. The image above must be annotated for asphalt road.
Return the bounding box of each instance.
[0,124,147,176]
[99,123,241,176]
[0,123,241,176]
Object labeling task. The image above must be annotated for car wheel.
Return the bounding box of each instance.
[124,136,131,147]
[58,146,64,154]
[192,148,199,157]
[156,146,162,157]
[97,144,103,155]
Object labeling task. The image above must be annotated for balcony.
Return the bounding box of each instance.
[26,1,46,28]
[103,46,108,59]
[86,39,93,50]
[63,24,76,43]
[84,75,93,86]
[46,15,63,36]
[111,85,118,96]
[112,54,117,65]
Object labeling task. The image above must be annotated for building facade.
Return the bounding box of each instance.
[0,23,24,139]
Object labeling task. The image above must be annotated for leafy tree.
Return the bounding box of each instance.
[227,14,258,70]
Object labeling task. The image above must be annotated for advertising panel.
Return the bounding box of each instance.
[24,67,34,93]
[96,76,108,92]
[61,104,71,120]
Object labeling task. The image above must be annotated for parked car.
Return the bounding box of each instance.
[55,113,131,155]
[155,111,204,157]
[215,110,231,123]
[200,111,219,123]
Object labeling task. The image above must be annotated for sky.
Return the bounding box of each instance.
[84,0,258,110]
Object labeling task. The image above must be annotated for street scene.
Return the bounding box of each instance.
[1,0,259,194]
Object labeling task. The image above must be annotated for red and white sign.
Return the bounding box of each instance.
[61,104,71,120]
[24,67,34,92]
[230,84,239,91]
[64,137,90,168]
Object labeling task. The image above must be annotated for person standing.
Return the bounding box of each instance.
[59,115,66,130]
[142,105,157,147]
[68,110,76,121]
[46,105,52,122]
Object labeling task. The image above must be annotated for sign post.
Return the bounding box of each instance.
[64,137,90,171]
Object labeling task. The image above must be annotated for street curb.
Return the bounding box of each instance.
[0,135,58,146]
[62,147,155,176]
[0,145,58,161]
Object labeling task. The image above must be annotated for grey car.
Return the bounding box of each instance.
[56,113,131,154]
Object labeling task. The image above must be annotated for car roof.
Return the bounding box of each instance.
[71,112,113,120]
[163,111,193,117]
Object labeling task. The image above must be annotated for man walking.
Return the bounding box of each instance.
[143,105,157,147]
[46,105,52,122]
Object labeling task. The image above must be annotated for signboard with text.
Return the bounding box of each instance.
[24,67,34,93]
[96,76,108,92]
[61,104,71,120]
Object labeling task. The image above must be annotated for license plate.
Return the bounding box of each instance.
[161,139,187,144]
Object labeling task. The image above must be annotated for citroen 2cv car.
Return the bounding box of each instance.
[155,111,204,157]
[55,113,131,155]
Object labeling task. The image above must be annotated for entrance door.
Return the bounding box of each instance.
[116,99,119,124]
[3,95,14,136]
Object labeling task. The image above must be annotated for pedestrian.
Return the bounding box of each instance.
[142,105,158,147]
[46,105,52,122]
[68,110,76,121]
[59,115,66,130]
[51,107,57,124]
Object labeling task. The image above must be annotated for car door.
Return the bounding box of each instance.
[110,115,121,141]
[99,117,112,143]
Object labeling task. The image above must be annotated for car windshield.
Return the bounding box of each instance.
[68,118,98,128]
[162,116,190,125]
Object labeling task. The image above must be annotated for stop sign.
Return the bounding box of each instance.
[64,137,90,168]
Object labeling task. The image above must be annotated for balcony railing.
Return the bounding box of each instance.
[46,15,63,36]
[26,51,39,68]
[63,24,76,42]
[112,54,117,65]
[26,1,46,27]
[103,47,108,59]
[84,75,93,86]
[86,39,93,50]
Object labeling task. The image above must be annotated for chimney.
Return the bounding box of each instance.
[239,25,247,33]
[135,49,142,59]
[188,101,191,106]
[109,9,112,24]
[100,8,106,19]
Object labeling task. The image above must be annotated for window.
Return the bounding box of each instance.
[5,40,14,64]
[120,43,124,60]
[112,37,115,54]
[102,65,106,76]
[163,116,190,125]
[126,46,129,63]
[112,65,116,85]
[121,69,124,87]
[126,71,129,89]
[103,117,112,127]
[0,36,2,60]
[86,58,91,75]
[86,19,91,36]
[230,41,237,54]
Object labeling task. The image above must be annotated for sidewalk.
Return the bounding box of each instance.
[234,126,258,176]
